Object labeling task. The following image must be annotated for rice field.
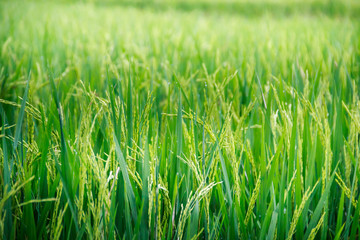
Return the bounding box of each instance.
[0,0,360,239]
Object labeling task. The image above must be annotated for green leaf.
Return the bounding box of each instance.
[304,163,339,239]
[113,134,137,222]
[13,69,30,150]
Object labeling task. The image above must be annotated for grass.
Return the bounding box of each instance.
[0,0,360,239]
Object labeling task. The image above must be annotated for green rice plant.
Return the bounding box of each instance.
[0,0,359,239]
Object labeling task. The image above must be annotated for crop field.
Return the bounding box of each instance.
[0,0,360,239]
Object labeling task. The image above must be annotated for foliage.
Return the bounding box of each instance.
[0,1,359,239]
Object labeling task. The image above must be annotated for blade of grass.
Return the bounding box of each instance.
[1,108,12,240]
[113,133,137,222]
[304,162,339,239]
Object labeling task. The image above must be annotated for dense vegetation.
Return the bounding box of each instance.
[0,0,359,239]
